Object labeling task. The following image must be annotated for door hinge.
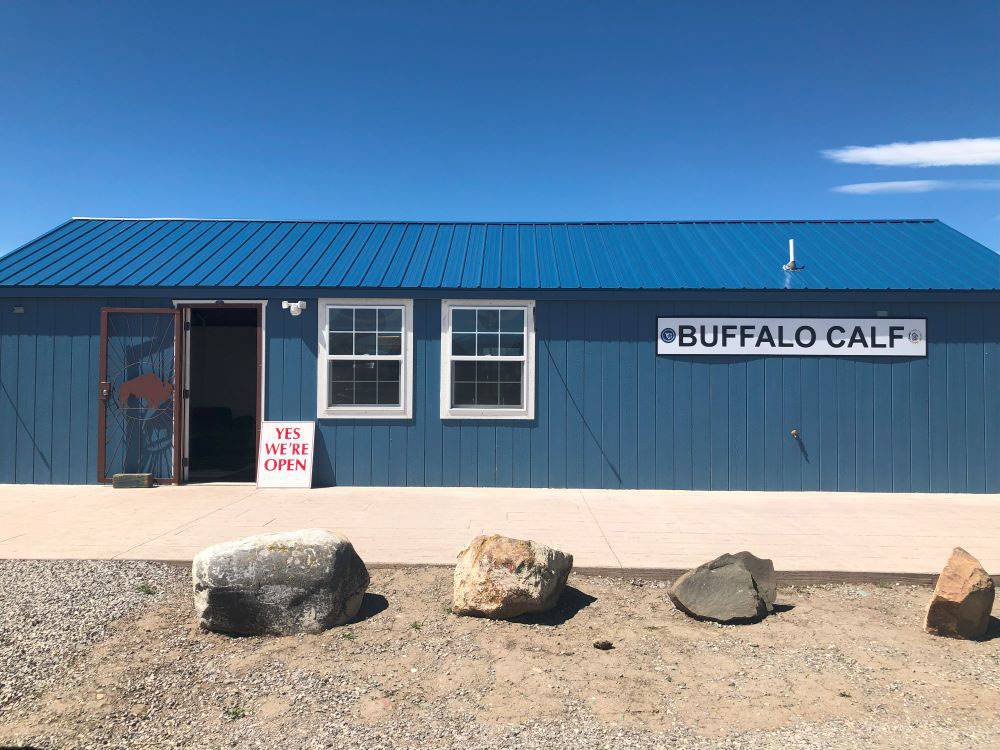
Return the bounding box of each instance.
[184,321,191,331]
[182,457,190,467]
[183,389,190,399]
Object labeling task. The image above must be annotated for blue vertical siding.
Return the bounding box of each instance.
[3,293,1000,493]
[279,296,1000,493]
[0,296,171,484]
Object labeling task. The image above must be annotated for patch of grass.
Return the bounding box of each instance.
[135,583,155,595]
[341,630,356,640]
[410,620,423,631]
[874,580,894,589]
[223,704,246,721]
[838,690,851,698]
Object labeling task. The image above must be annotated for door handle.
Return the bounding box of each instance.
[98,381,111,400]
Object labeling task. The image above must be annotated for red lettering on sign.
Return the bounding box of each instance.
[262,456,309,472]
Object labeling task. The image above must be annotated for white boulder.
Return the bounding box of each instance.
[452,534,573,619]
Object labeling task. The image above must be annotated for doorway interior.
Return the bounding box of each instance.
[182,304,262,483]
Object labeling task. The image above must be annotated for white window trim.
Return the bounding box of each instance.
[440,299,536,420]
[317,298,414,419]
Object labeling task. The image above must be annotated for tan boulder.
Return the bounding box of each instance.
[924,547,995,640]
[452,534,573,619]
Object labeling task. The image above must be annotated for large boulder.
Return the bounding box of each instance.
[669,551,775,623]
[452,534,573,619]
[925,547,995,640]
[193,528,369,636]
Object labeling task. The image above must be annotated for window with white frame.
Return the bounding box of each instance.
[317,299,413,419]
[440,300,535,420]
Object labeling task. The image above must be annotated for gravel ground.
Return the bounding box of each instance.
[0,559,184,711]
[1,561,998,750]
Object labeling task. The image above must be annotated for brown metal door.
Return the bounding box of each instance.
[98,307,181,483]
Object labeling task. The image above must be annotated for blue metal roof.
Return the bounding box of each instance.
[1,218,997,290]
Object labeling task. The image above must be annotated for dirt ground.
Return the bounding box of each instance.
[1,564,999,749]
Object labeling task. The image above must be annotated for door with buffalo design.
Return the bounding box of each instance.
[98,308,181,483]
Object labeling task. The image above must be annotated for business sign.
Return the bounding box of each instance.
[656,317,926,357]
[256,421,316,488]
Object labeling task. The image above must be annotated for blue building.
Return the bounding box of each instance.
[1,217,998,492]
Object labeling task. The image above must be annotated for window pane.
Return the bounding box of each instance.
[378,308,402,332]
[497,361,522,381]
[453,381,476,407]
[329,379,354,406]
[452,333,475,356]
[330,308,353,332]
[476,361,499,381]
[377,360,401,380]
[477,309,500,332]
[377,333,401,356]
[354,361,377,381]
[354,332,377,355]
[500,309,524,332]
[355,380,377,405]
[498,334,523,356]
[499,382,522,406]
[377,380,399,405]
[355,308,377,331]
[454,361,476,381]
[453,309,476,332]
[329,360,354,381]
[330,332,353,355]
[444,305,529,413]
[477,381,499,405]
[449,360,522,409]
[477,333,500,356]
[324,304,411,413]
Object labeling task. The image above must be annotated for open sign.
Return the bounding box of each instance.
[256,421,315,488]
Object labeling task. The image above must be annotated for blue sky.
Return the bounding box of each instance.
[1,0,997,253]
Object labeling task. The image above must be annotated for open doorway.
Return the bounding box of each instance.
[183,305,262,482]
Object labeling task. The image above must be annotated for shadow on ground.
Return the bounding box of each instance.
[351,592,389,624]
[981,615,1000,642]
[511,586,597,626]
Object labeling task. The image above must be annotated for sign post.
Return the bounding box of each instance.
[256,421,316,488]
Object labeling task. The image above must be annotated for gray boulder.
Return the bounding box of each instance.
[669,551,775,623]
[193,528,369,636]
[714,551,776,611]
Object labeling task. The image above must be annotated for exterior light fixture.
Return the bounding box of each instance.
[282,300,307,317]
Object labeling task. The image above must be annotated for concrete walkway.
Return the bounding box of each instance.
[0,485,997,578]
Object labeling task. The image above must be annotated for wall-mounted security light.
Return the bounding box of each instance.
[282,300,307,317]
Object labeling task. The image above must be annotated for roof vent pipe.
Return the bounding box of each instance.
[783,238,803,271]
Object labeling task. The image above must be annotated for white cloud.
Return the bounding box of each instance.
[822,137,1000,167]
[832,179,1000,195]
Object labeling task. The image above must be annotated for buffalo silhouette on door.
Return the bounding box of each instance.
[118,372,174,409]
